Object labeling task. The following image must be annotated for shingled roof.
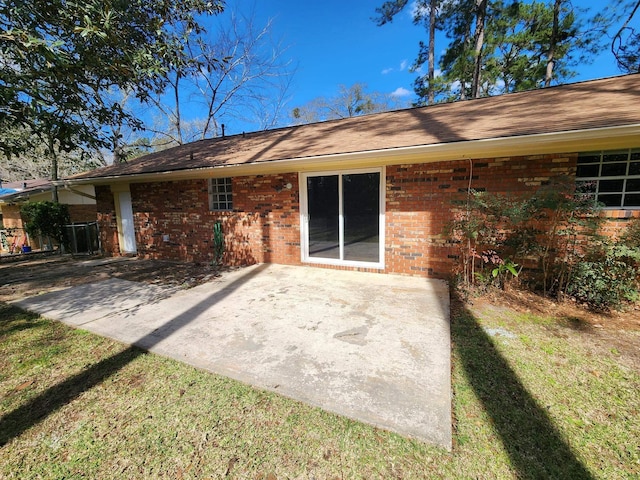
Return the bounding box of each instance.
[0,179,53,202]
[69,73,640,182]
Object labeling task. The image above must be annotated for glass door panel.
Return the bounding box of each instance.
[307,175,340,259]
[343,173,380,262]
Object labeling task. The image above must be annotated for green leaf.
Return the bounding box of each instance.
[505,263,519,277]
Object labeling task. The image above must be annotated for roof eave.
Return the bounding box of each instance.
[58,124,640,186]
[0,187,53,204]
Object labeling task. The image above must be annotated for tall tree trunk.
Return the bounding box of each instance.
[112,124,124,163]
[471,0,487,98]
[48,135,59,203]
[460,19,473,101]
[173,72,183,145]
[427,0,437,105]
[545,0,561,87]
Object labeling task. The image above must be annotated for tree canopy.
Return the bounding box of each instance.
[0,0,223,162]
[375,0,605,104]
[140,7,294,152]
[0,125,104,181]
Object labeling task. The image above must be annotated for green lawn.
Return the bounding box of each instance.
[1,299,638,479]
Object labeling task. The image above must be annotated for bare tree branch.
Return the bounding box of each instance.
[612,0,640,72]
[145,6,294,148]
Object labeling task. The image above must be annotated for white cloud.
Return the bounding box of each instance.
[413,67,443,78]
[487,78,507,95]
[382,67,394,75]
[449,80,462,96]
[410,1,429,19]
[411,0,458,18]
[390,87,412,97]
[400,59,409,71]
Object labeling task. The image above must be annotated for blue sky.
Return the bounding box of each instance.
[250,1,428,101]
[208,0,627,132]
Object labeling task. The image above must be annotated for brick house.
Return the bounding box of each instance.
[0,179,96,252]
[62,74,640,277]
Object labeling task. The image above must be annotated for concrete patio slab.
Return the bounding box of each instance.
[12,277,173,326]
[13,264,452,448]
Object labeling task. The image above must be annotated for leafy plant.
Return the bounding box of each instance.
[447,176,615,305]
[531,176,603,297]
[621,217,640,249]
[492,260,519,279]
[213,220,225,266]
[447,189,536,289]
[20,201,70,249]
[567,243,640,310]
[480,250,519,289]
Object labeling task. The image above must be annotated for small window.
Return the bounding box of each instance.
[209,178,233,211]
[576,149,640,209]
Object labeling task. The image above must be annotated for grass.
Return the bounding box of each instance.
[1,299,639,479]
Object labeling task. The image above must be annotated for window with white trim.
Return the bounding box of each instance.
[576,149,640,208]
[208,178,233,211]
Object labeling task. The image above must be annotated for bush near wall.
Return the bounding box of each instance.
[20,201,70,249]
[448,177,640,311]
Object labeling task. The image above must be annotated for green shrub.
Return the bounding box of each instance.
[567,244,640,311]
[447,177,640,311]
[447,190,537,289]
[622,217,640,249]
[447,177,601,295]
[20,201,70,248]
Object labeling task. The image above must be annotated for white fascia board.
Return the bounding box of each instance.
[58,124,640,186]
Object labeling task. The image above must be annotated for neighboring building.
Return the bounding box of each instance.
[62,74,640,277]
[0,179,96,252]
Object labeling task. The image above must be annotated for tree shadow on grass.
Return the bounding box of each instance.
[0,346,144,447]
[0,305,44,338]
[0,264,269,447]
[451,291,594,479]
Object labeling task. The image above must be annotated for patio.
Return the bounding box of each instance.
[13,263,452,448]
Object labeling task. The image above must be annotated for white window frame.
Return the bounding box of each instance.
[299,167,385,269]
[576,148,640,210]
[208,177,233,211]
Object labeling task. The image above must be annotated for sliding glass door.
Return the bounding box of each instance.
[301,168,384,268]
[307,175,340,259]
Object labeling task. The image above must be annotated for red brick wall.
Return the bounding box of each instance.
[132,179,211,262]
[130,173,300,265]
[233,174,300,265]
[95,185,120,255]
[94,153,638,277]
[385,153,577,277]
